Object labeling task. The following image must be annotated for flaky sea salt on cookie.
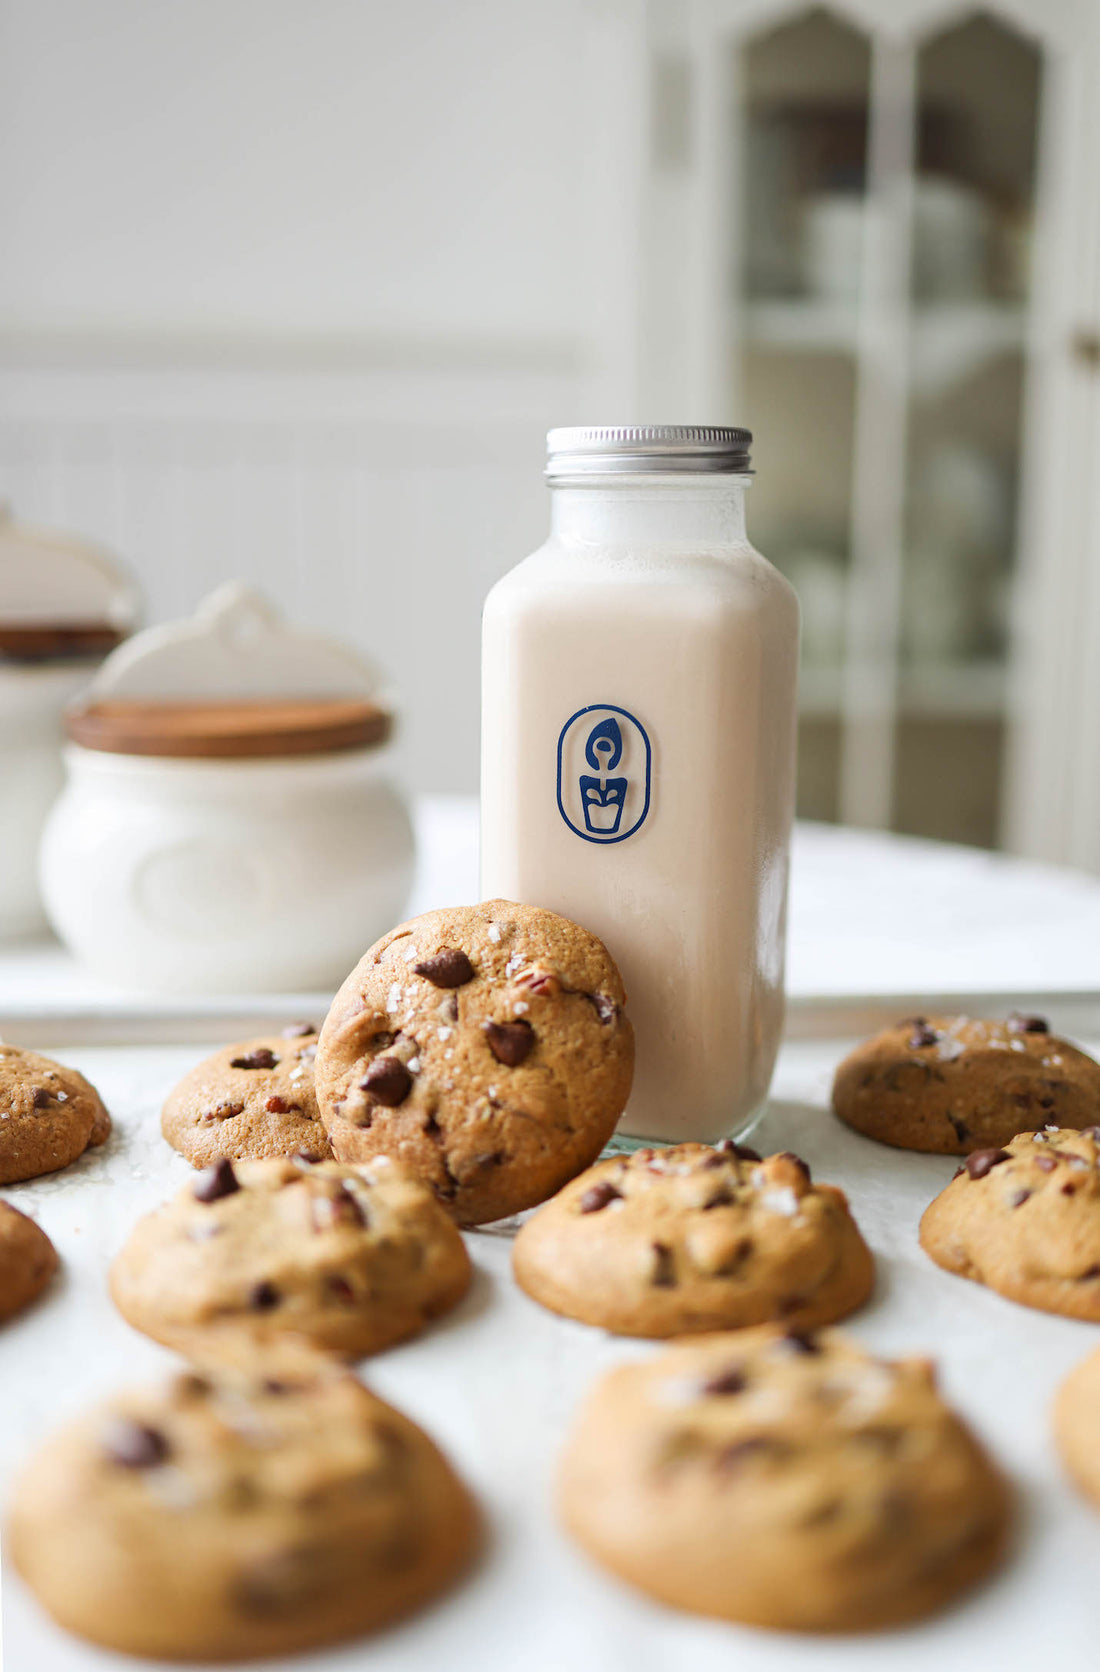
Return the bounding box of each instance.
[110,1154,471,1358]
[833,1013,1100,1153]
[161,1025,330,1167]
[513,1140,874,1336]
[920,1125,1100,1318]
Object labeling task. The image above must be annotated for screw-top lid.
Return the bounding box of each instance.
[545,425,753,479]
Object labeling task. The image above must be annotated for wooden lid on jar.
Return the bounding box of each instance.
[66,583,396,759]
[66,697,392,757]
[0,504,138,663]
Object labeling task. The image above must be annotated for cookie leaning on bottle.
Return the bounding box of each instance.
[832,1013,1100,1153]
[313,899,634,1225]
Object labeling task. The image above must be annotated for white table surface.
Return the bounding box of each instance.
[4,801,1100,1671]
[6,794,1100,1033]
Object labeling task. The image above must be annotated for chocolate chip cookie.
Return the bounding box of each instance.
[162,1026,330,1168]
[513,1142,873,1336]
[314,899,634,1225]
[1054,1344,1100,1507]
[559,1324,1011,1632]
[833,1014,1100,1153]
[7,1349,479,1660]
[0,1199,59,1322]
[919,1126,1100,1318]
[0,1043,111,1184]
[110,1155,471,1357]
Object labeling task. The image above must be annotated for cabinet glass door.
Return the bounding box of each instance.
[732,5,1041,846]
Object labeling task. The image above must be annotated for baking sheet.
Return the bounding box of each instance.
[3,1035,1100,1672]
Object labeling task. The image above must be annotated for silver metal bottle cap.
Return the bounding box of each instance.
[545,424,752,479]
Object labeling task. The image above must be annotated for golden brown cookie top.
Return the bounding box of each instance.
[559,1324,1012,1631]
[0,1199,59,1323]
[314,899,634,1225]
[832,1013,1100,1153]
[161,1026,330,1167]
[110,1154,471,1358]
[919,1126,1100,1318]
[0,1043,111,1184]
[8,1353,479,1660]
[513,1142,874,1336]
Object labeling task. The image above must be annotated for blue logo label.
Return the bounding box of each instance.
[557,704,652,844]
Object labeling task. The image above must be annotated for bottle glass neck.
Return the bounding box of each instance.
[548,476,750,548]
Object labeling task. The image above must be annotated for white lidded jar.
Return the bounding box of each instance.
[0,506,138,939]
[41,584,415,993]
[481,426,799,1142]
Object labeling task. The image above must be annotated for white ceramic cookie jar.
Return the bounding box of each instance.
[0,507,137,938]
[40,584,415,992]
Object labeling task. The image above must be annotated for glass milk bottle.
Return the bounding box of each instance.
[480,426,799,1142]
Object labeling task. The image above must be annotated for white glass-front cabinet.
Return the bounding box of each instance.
[624,0,1100,866]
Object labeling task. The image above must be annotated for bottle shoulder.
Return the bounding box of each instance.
[484,535,797,621]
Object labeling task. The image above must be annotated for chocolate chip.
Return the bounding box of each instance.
[715,1139,763,1163]
[202,1101,245,1123]
[1009,1188,1032,1208]
[30,1087,50,1108]
[579,1181,621,1213]
[414,949,475,988]
[585,991,619,1025]
[265,1095,291,1114]
[483,1018,535,1067]
[651,1241,677,1287]
[702,1367,746,1396]
[360,1056,412,1106]
[290,1150,322,1166]
[193,1158,240,1203]
[781,1329,821,1355]
[965,1148,1011,1180]
[327,1275,355,1301]
[702,1186,734,1210]
[1080,1265,1100,1281]
[250,1281,280,1310]
[714,1436,782,1470]
[775,1151,811,1182]
[908,1023,939,1049]
[1008,1013,1049,1034]
[898,1015,927,1028]
[281,1021,316,1038]
[102,1418,170,1469]
[230,1048,277,1070]
[262,1378,292,1395]
[947,1114,971,1143]
[952,1166,965,1179]
[311,1186,366,1230]
[1062,1182,1078,1196]
[174,1373,211,1400]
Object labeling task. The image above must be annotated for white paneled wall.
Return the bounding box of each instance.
[0,348,583,791]
[0,0,648,792]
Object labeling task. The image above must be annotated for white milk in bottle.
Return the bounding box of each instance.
[480,426,798,1142]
